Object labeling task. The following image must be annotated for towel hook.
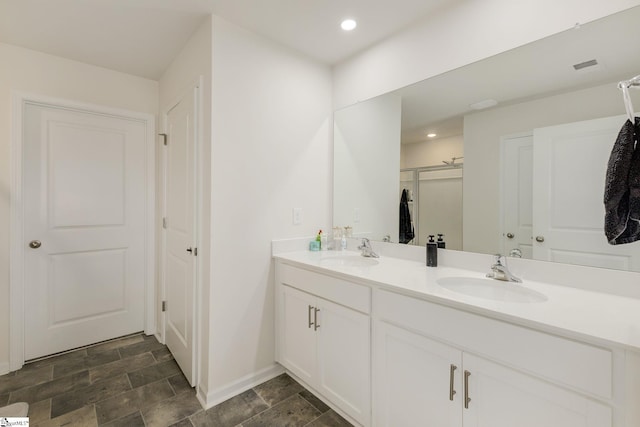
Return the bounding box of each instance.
[618,75,640,122]
[622,84,635,122]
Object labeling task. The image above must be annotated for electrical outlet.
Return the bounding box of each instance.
[293,207,303,225]
[354,208,360,223]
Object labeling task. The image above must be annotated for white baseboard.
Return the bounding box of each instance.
[199,363,285,409]
[0,361,10,376]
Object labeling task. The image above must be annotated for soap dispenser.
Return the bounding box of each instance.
[426,235,438,267]
[437,234,446,249]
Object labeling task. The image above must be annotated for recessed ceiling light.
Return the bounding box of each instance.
[341,19,357,31]
[427,133,437,138]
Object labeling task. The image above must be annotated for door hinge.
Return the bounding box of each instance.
[162,217,167,229]
[159,133,168,146]
[162,301,167,312]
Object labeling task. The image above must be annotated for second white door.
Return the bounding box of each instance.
[163,86,198,386]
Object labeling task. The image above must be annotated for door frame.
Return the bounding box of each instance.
[9,92,156,371]
[499,131,533,256]
[159,78,203,387]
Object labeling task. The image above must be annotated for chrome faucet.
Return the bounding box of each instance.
[509,248,522,258]
[358,238,379,258]
[486,254,521,282]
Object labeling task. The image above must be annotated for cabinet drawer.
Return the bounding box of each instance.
[375,289,612,399]
[277,263,371,314]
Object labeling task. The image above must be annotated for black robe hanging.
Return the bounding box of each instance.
[399,189,415,244]
[604,117,640,244]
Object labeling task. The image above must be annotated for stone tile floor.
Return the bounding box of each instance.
[0,333,352,426]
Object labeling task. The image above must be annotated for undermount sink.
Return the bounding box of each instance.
[437,277,547,303]
[319,255,380,267]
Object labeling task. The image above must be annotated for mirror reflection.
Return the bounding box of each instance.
[333,6,640,271]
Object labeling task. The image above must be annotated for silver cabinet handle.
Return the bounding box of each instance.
[314,307,320,331]
[449,364,457,401]
[308,305,314,329]
[506,232,514,239]
[535,236,545,243]
[29,240,42,249]
[464,370,471,409]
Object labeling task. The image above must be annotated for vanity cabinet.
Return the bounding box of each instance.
[376,321,611,427]
[462,354,611,427]
[274,255,639,427]
[375,321,463,426]
[276,263,371,426]
[374,290,613,427]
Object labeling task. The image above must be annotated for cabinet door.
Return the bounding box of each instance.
[374,321,463,427]
[462,353,611,427]
[317,298,371,426]
[280,285,317,384]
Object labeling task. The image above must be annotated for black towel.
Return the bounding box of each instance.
[604,117,640,244]
[399,189,414,244]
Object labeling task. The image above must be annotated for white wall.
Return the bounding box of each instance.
[334,94,401,241]
[332,0,640,109]
[206,15,332,405]
[157,17,213,397]
[401,135,463,169]
[0,42,158,373]
[463,82,640,255]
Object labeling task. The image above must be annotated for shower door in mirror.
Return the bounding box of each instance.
[417,169,463,249]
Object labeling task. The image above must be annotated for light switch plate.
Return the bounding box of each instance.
[293,207,303,225]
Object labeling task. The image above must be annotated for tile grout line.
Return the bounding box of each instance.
[253,387,271,408]
[238,388,286,425]
[240,390,317,426]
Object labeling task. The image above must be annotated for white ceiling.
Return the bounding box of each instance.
[398,5,640,144]
[0,0,459,80]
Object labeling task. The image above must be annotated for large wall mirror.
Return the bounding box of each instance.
[334,6,640,272]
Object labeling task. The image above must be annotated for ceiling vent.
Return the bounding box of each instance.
[573,59,598,71]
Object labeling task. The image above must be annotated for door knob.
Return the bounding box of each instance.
[186,247,193,254]
[29,240,41,249]
[535,236,545,243]
[506,232,514,239]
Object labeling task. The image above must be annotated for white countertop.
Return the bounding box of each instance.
[274,250,640,352]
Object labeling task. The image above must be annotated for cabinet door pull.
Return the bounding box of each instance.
[464,370,471,409]
[449,364,457,401]
[314,307,320,331]
[308,305,314,329]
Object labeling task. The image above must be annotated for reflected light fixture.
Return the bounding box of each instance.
[341,19,357,31]
[469,99,498,110]
[427,133,437,138]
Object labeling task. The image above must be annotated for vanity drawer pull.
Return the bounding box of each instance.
[464,370,471,409]
[314,307,320,330]
[449,364,457,401]
[308,305,314,329]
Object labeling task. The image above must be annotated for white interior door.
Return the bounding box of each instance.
[501,134,534,258]
[533,115,640,271]
[23,102,147,360]
[163,86,197,385]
